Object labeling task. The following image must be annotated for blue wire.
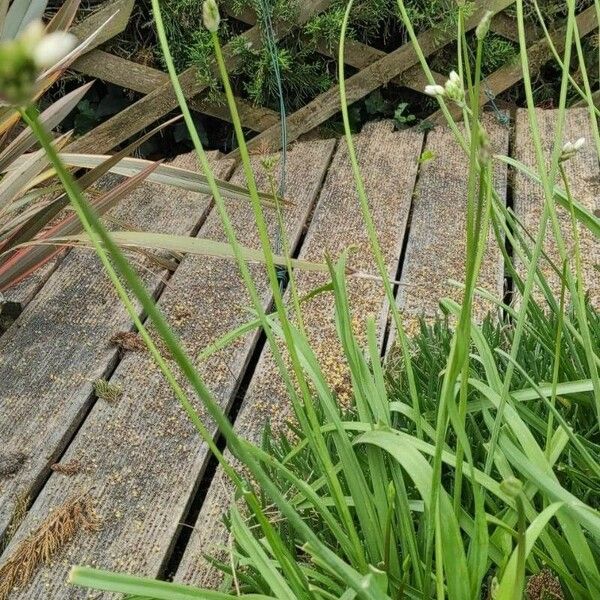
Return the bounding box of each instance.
[258,0,288,287]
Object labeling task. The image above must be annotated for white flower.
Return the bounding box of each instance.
[424,84,445,97]
[19,21,45,48]
[561,137,585,161]
[32,31,77,69]
[444,71,464,104]
[203,0,221,32]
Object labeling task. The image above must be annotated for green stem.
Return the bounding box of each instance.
[22,99,381,600]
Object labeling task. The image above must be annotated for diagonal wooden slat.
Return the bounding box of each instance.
[67,0,333,154]
[229,0,515,158]
[175,121,423,589]
[71,50,280,132]
[428,5,599,124]
[69,0,134,48]
[0,139,336,599]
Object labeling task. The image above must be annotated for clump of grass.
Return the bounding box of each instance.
[0,495,99,600]
[93,379,123,404]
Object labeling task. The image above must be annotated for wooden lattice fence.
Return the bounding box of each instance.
[69,0,599,157]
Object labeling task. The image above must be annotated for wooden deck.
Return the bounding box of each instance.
[0,109,598,598]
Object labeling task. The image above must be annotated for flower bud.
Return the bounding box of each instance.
[476,10,493,40]
[560,137,585,161]
[424,84,445,97]
[500,476,523,498]
[33,31,77,69]
[444,71,464,104]
[0,40,37,105]
[203,0,221,33]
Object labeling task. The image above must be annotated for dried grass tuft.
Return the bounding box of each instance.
[110,330,146,352]
[94,378,123,403]
[50,459,84,476]
[0,494,100,599]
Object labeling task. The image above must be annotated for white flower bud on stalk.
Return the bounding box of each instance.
[475,10,493,40]
[424,84,445,97]
[561,137,585,161]
[203,0,221,33]
[33,31,77,69]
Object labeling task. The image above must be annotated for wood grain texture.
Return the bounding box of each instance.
[68,0,332,154]
[70,0,133,48]
[0,260,61,334]
[233,0,515,158]
[513,108,600,307]
[0,152,232,546]
[394,114,508,337]
[175,121,423,589]
[72,50,280,132]
[0,140,336,599]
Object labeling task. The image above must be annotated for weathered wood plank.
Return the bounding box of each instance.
[489,11,539,44]
[394,114,508,338]
[70,0,134,48]
[429,6,599,124]
[175,121,423,588]
[0,140,336,598]
[231,0,515,158]
[0,152,233,545]
[72,50,280,132]
[513,108,600,307]
[67,0,332,154]
[0,260,61,334]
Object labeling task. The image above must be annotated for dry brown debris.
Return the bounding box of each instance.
[50,459,83,476]
[526,568,564,600]
[110,330,146,352]
[0,494,100,599]
[0,451,27,478]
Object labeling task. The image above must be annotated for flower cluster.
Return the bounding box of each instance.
[424,71,465,106]
[203,0,221,33]
[0,21,76,106]
[560,137,585,162]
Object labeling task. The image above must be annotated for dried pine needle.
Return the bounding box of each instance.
[0,494,100,599]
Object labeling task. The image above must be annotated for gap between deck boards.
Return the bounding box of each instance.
[0,151,234,544]
[0,138,337,599]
